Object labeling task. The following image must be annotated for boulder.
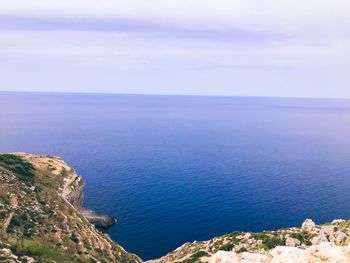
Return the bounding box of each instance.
[311,234,328,245]
[285,237,301,247]
[209,251,240,263]
[335,232,348,245]
[322,225,335,236]
[270,246,308,262]
[301,219,315,230]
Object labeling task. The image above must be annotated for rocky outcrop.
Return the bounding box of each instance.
[61,170,85,208]
[59,162,116,229]
[0,153,141,263]
[148,219,350,263]
[209,242,350,263]
[81,208,116,229]
[301,218,316,231]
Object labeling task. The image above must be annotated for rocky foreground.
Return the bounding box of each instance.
[148,218,350,263]
[1,153,350,262]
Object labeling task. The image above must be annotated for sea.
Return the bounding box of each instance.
[1,92,350,260]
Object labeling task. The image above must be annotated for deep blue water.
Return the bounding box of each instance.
[1,92,350,260]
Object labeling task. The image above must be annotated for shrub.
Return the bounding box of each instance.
[70,233,80,244]
[252,232,285,249]
[236,247,248,253]
[262,237,285,249]
[177,251,209,263]
[0,154,34,181]
[290,232,315,246]
[219,243,234,251]
[7,216,21,233]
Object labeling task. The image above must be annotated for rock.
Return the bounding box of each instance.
[209,243,350,263]
[335,232,348,245]
[240,252,268,262]
[301,219,315,230]
[332,219,345,224]
[30,186,36,191]
[0,248,18,261]
[247,238,254,245]
[308,242,350,262]
[243,233,252,240]
[285,237,301,247]
[62,173,85,208]
[81,209,116,230]
[311,233,328,245]
[210,251,239,263]
[20,256,36,263]
[269,246,308,262]
[322,225,335,236]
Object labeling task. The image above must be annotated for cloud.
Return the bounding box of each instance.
[0,0,350,97]
[1,0,350,37]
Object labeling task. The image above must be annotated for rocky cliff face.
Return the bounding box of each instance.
[0,153,141,263]
[61,169,85,209]
[59,159,115,229]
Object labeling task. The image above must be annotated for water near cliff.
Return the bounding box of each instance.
[1,92,350,260]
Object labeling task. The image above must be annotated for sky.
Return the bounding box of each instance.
[0,0,350,98]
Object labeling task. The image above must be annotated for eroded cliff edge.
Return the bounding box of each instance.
[59,161,115,230]
[0,153,141,263]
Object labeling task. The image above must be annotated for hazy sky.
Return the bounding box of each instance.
[1,0,350,98]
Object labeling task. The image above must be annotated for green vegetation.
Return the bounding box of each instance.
[236,247,248,253]
[0,154,34,182]
[262,236,285,249]
[290,231,316,246]
[218,242,234,251]
[70,233,80,244]
[6,209,36,238]
[253,232,285,249]
[95,248,104,255]
[7,216,21,233]
[176,251,209,263]
[0,211,6,220]
[10,239,69,262]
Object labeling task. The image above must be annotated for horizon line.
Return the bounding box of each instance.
[0,90,350,101]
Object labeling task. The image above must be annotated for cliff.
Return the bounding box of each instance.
[2,152,350,263]
[0,153,141,263]
[59,160,115,229]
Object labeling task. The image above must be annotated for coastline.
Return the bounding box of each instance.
[2,152,350,263]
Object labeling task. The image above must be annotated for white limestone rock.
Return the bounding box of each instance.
[332,219,345,224]
[285,237,301,247]
[301,219,316,231]
[311,233,328,245]
[209,243,350,263]
[209,251,240,263]
[269,246,308,262]
[335,232,348,245]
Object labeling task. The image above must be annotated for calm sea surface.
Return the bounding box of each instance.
[1,92,350,260]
